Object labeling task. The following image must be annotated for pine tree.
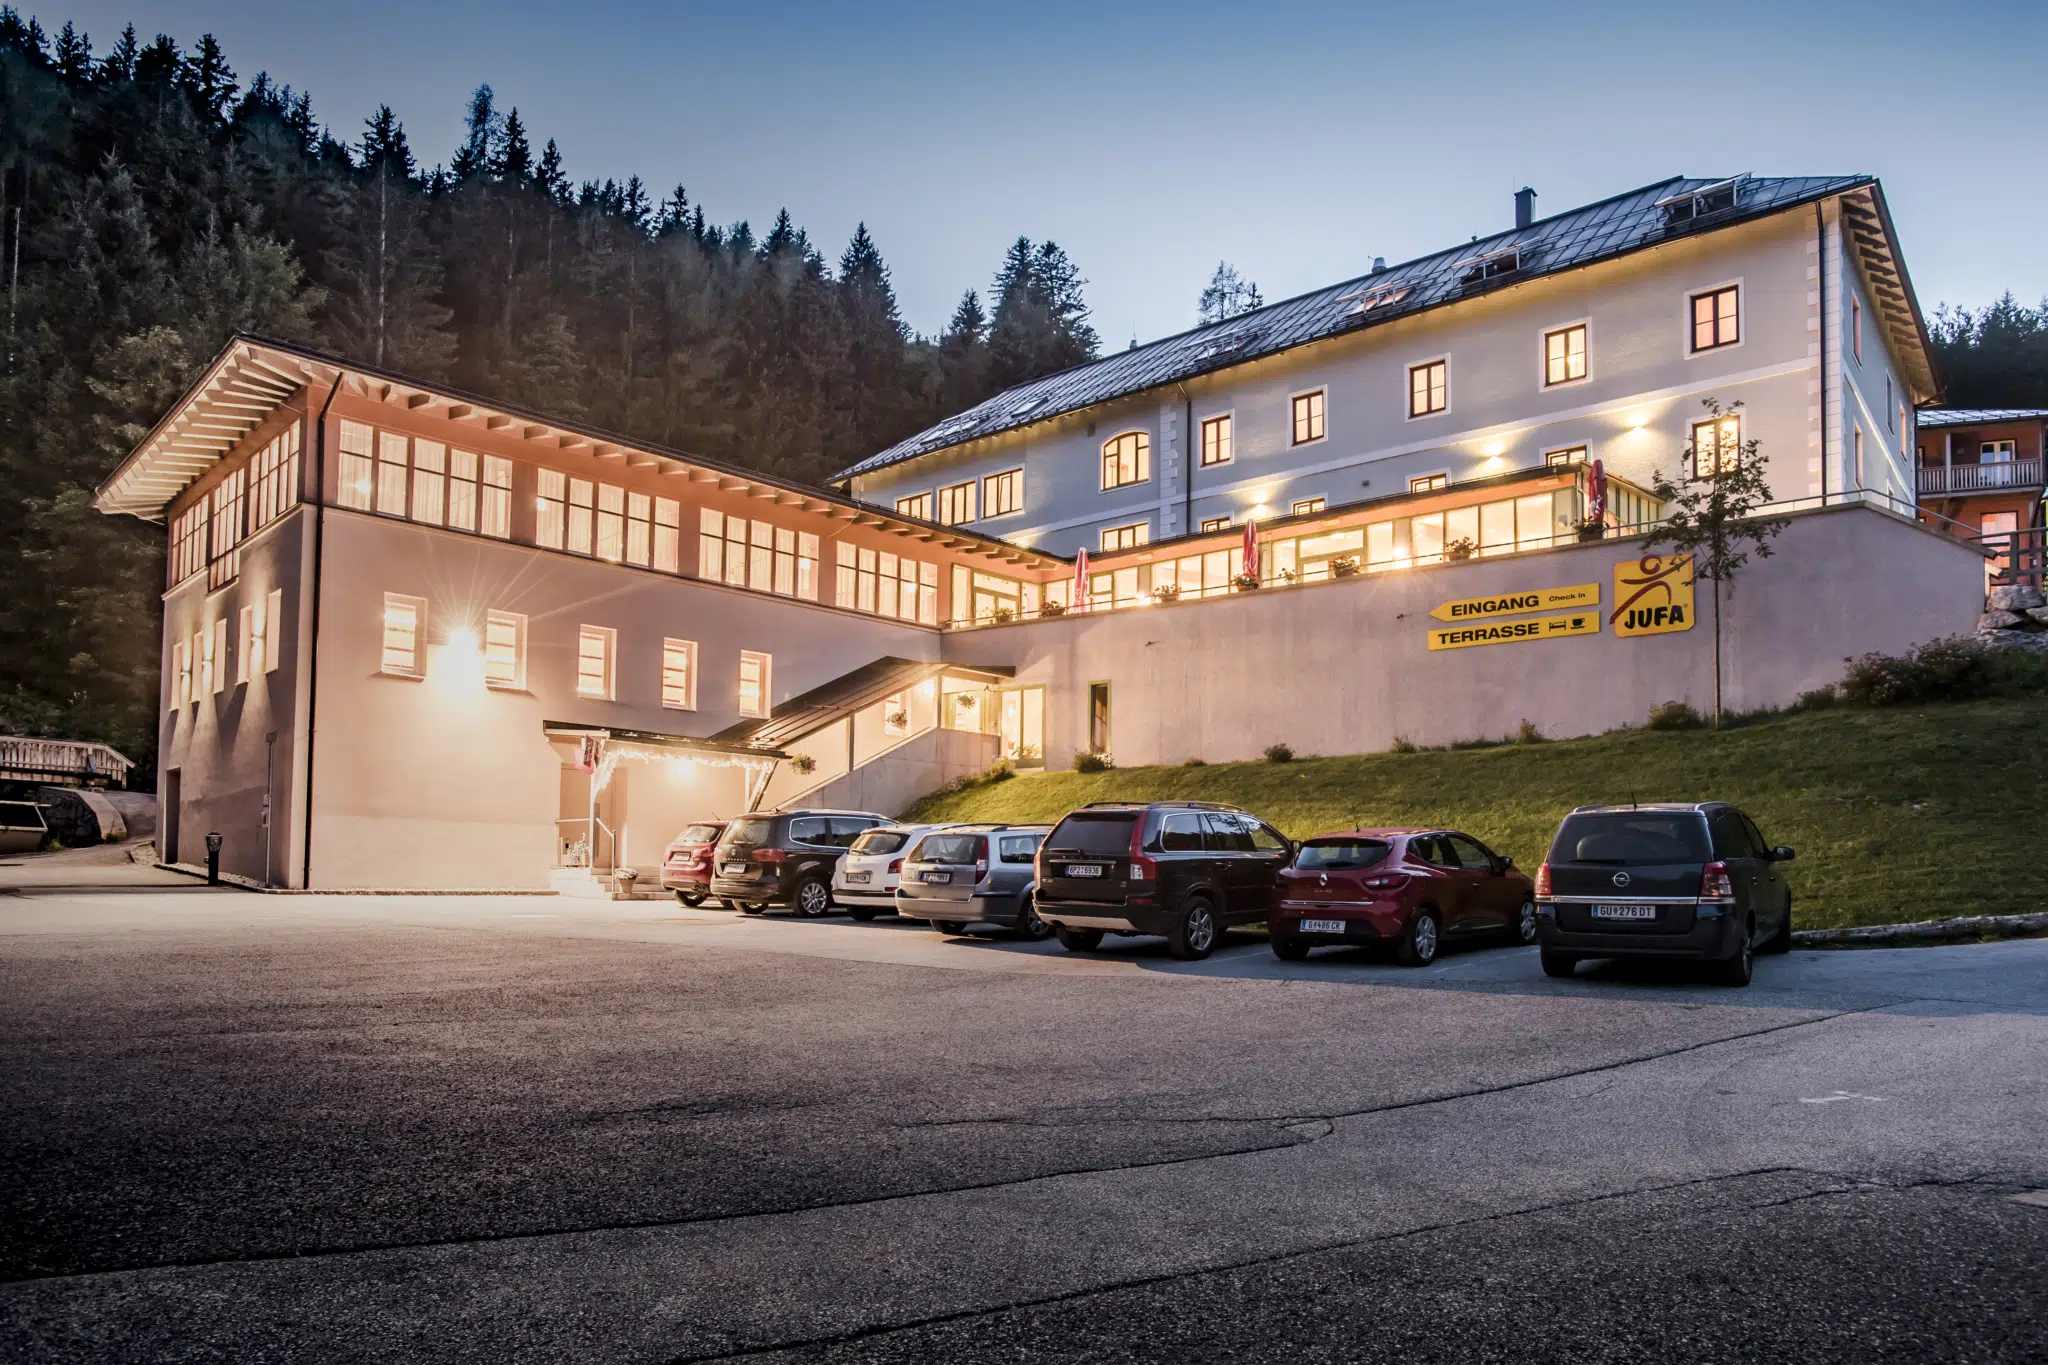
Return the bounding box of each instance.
[838,222,911,452]
[97,24,138,81]
[52,20,88,80]
[181,34,236,122]
[328,110,454,374]
[494,108,532,186]
[987,236,1097,391]
[1197,261,1264,325]
[450,84,496,181]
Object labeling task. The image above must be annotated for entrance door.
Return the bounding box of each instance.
[163,768,181,864]
[998,687,1045,765]
[1087,683,1110,755]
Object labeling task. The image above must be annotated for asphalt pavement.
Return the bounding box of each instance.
[1,868,2043,1362]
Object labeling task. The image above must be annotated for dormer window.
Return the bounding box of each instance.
[1458,247,1522,284]
[1658,175,1748,225]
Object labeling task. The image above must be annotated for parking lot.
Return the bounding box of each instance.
[3,871,2046,1363]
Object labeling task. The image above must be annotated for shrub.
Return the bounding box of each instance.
[982,759,1016,783]
[1840,636,1996,707]
[1039,599,1067,618]
[1151,581,1182,604]
[1329,555,1360,578]
[1646,700,1705,730]
[1263,742,1295,763]
[1072,749,1112,773]
[1444,537,1476,562]
[1515,719,1546,744]
[1390,735,1418,753]
[788,753,817,774]
[1793,686,1838,711]
[1182,756,1207,767]
[1232,571,1262,591]
[990,606,1015,624]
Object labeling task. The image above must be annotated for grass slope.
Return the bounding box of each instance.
[906,697,2048,930]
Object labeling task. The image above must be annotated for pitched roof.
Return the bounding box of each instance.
[1917,408,2048,428]
[837,175,1921,484]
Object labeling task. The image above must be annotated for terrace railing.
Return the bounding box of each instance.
[1918,459,2044,496]
[0,735,135,788]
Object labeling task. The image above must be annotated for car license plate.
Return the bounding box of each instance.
[844,871,870,885]
[1066,864,1103,878]
[721,862,746,876]
[920,870,951,884]
[1299,918,1346,935]
[1591,904,1659,920]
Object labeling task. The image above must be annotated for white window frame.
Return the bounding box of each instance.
[171,639,189,709]
[1684,279,1744,358]
[380,593,427,680]
[484,609,526,691]
[1289,388,1328,447]
[1539,319,1591,390]
[263,589,282,674]
[895,491,934,521]
[1290,497,1326,517]
[661,638,698,711]
[1408,470,1451,493]
[981,468,1025,520]
[1405,357,1449,421]
[1099,431,1152,491]
[236,604,255,685]
[1199,411,1235,467]
[575,624,615,701]
[738,650,772,719]
[937,480,977,526]
[1544,445,1589,468]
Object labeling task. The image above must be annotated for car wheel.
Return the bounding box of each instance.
[1716,919,1755,987]
[1054,925,1103,953]
[1760,898,1793,954]
[793,876,832,918]
[933,920,967,935]
[739,902,768,915]
[1514,899,1538,945]
[1397,908,1441,967]
[847,908,877,922]
[1014,896,1055,941]
[1270,932,1310,962]
[1168,897,1219,961]
[677,893,707,908]
[1539,949,1578,979]
[719,898,741,912]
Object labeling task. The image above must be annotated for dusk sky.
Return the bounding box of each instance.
[52,0,2048,346]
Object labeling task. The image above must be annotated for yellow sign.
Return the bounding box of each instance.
[1427,610,1601,651]
[1428,582,1601,623]
[1611,553,1696,637]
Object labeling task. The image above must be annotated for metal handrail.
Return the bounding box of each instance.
[553,815,616,873]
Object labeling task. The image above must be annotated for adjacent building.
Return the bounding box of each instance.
[1912,408,2047,582]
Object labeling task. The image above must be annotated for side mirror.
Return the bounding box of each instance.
[1499,855,1515,871]
[1772,846,1796,862]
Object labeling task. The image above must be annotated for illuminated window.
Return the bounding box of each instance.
[621,491,651,567]
[1200,414,1233,466]
[1291,497,1326,516]
[169,505,207,588]
[1291,391,1326,444]
[376,431,410,515]
[1101,521,1150,552]
[237,604,256,685]
[938,480,976,525]
[263,588,282,674]
[983,468,1024,518]
[481,455,512,539]
[595,483,625,562]
[836,543,929,620]
[1852,296,1862,364]
[446,448,479,531]
[575,624,614,700]
[536,469,567,549]
[171,639,189,708]
[484,610,525,689]
[381,594,426,679]
[1409,473,1448,493]
[895,492,934,521]
[337,419,375,511]
[1544,324,1588,386]
[249,425,301,530]
[566,478,595,555]
[1691,414,1742,478]
[1101,432,1150,489]
[1408,361,1447,418]
[653,497,681,572]
[883,691,908,736]
[1546,446,1588,468]
[738,650,772,718]
[410,439,446,525]
[1200,515,1232,533]
[1690,285,1740,352]
[207,466,246,589]
[661,638,698,710]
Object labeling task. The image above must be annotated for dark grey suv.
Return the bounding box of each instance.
[894,825,1052,938]
[709,809,888,915]
[1534,802,1795,986]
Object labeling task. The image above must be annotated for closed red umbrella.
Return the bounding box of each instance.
[1587,458,1608,529]
[1073,547,1090,611]
[1241,517,1259,583]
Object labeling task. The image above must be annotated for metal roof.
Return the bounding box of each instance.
[1917,408,2048,428]
[838,175,1920,484]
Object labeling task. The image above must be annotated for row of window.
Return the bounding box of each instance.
[169,588,285,707]
[168,426,302,590]
[375,592,776,719]
[899,468,1025,528]
[337,422,516,538]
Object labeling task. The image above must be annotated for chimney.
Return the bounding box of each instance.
[1515,186,1537,229]
[1370,256,1387,274]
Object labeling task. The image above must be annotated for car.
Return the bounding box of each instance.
[708,809,889,916]
[1034,802,1292,961]
[831,822,951,921]
[1268,828,1537,966]
[1534,802,1795,987]
[659,820,728,906]
[894,825,1053,938]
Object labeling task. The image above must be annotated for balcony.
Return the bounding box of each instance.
[1918,459,2043,496]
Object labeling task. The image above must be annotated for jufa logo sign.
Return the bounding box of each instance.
[1611,554,1695,638]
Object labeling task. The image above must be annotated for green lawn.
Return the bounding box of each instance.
[906,697,2048,930]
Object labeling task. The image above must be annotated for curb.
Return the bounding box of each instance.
[154,862,558,895]
[1792,910,2048,949]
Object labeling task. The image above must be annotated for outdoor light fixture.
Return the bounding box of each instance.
[447,625,480,654]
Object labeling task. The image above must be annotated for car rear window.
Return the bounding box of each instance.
[677,824,721,845]
[916,833,984,864]
[723,817,775,846]
[1549,813,1710,865]
[1046,814,1137,857]
[1295,839,1391,871]
[851,830,909,855]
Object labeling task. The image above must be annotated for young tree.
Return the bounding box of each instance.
[1197,261,1263,325]
[1643,398,1791,728]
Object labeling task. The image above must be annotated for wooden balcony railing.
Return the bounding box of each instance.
[1918,459,2043,496]
[0,735,135,788]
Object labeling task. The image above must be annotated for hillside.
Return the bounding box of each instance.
[906,697,2048,930]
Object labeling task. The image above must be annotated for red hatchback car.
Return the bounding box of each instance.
[660,820,728,906]
[1269,828,1537,965]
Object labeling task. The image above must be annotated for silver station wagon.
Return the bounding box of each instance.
[894,825,1052,939]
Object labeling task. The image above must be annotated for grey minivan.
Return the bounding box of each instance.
[894,825,1052,938]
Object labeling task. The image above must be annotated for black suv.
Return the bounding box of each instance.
[1534,802,1795,986]
[1034,802,1293,960]
[709,809,888,916]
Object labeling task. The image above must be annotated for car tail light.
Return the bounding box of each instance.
[888,858,902,875]
[1362,873,1411,892]
[755,847,786,865]
[1534,862,1552,897]
[1129,853,1158,882]
[1700,861,1734,900]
